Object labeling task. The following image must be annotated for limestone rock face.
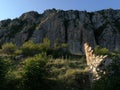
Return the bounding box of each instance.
[0,9,120,54]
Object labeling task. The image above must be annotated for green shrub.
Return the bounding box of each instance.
[48,43,69,58]
[37,38,51,53]
[21,41,39,56]
[0,57,11,89]
[21,38,50,56]
[2,42,17,54]
[22,54,48,90]
[14,49,22,55]
[42,38,50,49]
[94,45,109,55]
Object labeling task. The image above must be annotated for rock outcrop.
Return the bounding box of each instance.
[0,9,120,54]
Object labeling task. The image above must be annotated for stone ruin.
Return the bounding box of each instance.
[84,43,112,83]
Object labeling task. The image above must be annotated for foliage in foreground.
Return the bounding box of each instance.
[22,54,48,90]
[0,41,120,90]
[0,54,88,90]
[0,40,89,90]
[92,46,120,90]
[0,57,11,89]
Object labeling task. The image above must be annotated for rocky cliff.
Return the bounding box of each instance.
[0,9,120,54]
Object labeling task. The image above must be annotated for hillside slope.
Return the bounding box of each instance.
[0,9,120,54]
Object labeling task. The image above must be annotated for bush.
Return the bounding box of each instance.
[22,54,48,90]
[21,39,50,56]
[42,38,50,49]
[0,57,11,89]
[1,42,17,54]
[21,41,39,56]
[94,45,109,55]
[48,43,69,58]
[14,49,22,55]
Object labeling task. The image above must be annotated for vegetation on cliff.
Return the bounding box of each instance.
[0,39,120,90]
[0,39,90,90]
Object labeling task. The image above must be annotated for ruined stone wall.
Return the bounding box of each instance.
[84,43,112,82]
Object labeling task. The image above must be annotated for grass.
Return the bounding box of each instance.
[0,41,89,90]
[0,52,89,90]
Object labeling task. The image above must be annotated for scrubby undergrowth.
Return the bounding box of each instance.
[0,40,120,90]
[0,40,90,90]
